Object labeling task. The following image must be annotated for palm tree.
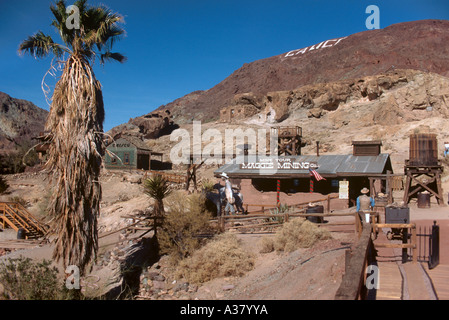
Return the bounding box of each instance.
[144,175,172,236]
[18,0,126,275]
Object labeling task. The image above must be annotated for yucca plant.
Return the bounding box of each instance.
[144,175,172,235]
[18,0,126,275]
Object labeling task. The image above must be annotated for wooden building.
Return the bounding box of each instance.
[214,141,393,210]
[104,135,163,171]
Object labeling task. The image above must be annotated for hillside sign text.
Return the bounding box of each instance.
[284,36,347,58]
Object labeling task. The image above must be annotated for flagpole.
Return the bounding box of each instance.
[310,177,314,193]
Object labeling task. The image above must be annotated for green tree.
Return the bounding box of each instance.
[18,0,126,275]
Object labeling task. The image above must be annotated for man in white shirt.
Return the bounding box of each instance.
[220,173,235,215]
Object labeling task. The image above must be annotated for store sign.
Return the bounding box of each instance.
[339,180,349,199]
[240,158,318,170]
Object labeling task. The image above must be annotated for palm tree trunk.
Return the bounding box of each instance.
[45,55,104,275]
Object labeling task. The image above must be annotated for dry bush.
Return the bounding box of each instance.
[0,257,65,300]
[175,233,255,284]
[260,218,332,253]
[158,191,213,261]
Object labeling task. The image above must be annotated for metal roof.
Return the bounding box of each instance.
[214,153,392,178]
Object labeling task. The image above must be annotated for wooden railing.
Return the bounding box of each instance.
[243,194,340,214]
[0,202,48,238]
[214,194,352,232]
[373,223,417,263]
[215,211,359,234]
[335,222,375,300]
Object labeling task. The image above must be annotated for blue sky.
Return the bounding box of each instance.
[1,0,448,131]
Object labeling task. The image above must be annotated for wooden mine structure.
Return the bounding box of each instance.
[403,133,445,206]
[271,126,302,156]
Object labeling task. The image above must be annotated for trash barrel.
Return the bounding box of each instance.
[417,192,430,208]
[306,205,324,223]
[17,228,26,240]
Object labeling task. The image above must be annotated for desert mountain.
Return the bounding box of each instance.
[153,19,449,123]
[0,92,48,154]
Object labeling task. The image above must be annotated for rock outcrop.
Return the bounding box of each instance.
[219,69,449,128]
[0,92,48,154]
[108,109,176,140]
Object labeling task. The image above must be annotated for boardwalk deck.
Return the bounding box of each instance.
[375,261,403,300]
[424,264,449,300]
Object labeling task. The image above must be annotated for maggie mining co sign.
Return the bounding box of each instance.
[239,157,318,170]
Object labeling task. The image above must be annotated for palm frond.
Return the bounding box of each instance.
[18,31,64,58]
[50,0,75,46]
[100,51,127,64]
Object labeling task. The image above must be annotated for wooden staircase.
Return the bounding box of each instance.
[0,202,48,239]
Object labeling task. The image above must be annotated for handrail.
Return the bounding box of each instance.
[0,202,48,237]
[335,222,375,300]
[6,203,46,233]
[3,205,31,233]
[12,203,48,233]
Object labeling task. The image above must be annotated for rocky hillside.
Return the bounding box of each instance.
[0,92,48,154]
[155,19,449,123]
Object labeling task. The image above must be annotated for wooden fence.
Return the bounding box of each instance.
[243,194,340,215]
[214,210,360,234]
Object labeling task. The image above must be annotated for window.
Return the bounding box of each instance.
[124,153,130,165]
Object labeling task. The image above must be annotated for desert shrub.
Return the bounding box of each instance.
[260,218,332,253]
[0,257,67,300]
[175,233,255,284]
[269,203,294,223]
[158,191,213,261]
[0,176,8,194]
[201,179,215,192]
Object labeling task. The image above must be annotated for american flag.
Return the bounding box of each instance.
[309,168,326,181]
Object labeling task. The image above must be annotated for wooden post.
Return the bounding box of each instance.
[219,216,225,232]
[355,212,362,237]
[412,224,418,263]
